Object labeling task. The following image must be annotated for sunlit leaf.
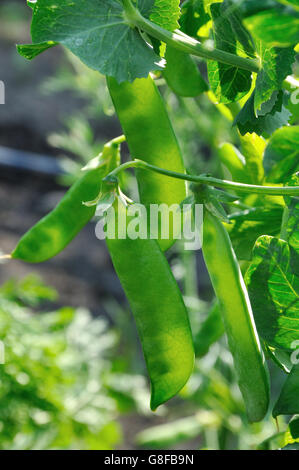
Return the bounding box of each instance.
[246,235,299,350]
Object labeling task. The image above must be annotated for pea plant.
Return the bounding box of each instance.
[5,0,299,449]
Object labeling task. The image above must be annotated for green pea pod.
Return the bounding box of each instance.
[107,76,187,251]
[106,199,194,410]
[202,209,270,422]
[163,47,208,97]
[11,143,120,263]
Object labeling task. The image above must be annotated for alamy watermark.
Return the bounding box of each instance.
[95,199,203,250]
[0,81,5,105]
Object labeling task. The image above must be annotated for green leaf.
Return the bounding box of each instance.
[257,431,291,450]
[150,0,181,30]
[21,0,162,83]
[240,133,266,184]
[234,90,291,136]
[239,0,279,18]
[197,181,234,223]
[275,0,299,12]
[206,187,239,203]
[285,197,299,253]
[273,365,299,417]
[254,44,296,116]
[17,41,57,59]
[245,8,299,47]
[180,0,210,37]
[283,173,299,252]
[282,443,299,449]
[226,207,283,260]
[218,143,249,183]
[264,127,299,183]
[245,236,299,350]
[207,1,253,103]
[266,345,293,373]
[289,415,299,438]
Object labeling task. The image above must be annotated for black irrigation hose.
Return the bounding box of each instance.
[0,146,65,177]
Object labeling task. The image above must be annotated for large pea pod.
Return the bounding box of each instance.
[106,200,194,410]
[163,47,208,97]
[107,76,187,251]
[202,209,270,422]
[11,142,120,263]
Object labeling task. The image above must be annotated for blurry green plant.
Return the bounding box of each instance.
[0,275,151,450]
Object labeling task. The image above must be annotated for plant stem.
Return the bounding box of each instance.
[104,159,299,196]
[122,0,260,73]
[110,134,126,146]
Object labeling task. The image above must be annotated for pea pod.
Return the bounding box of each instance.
[107,76,187,251]
[106,199,194,410]
[163,47,208,97]
[11,142,120,263]
[201,208,270,422]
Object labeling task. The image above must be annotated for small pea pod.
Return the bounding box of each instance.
[163,47,208,97]
[11,142,120,263]
[106,199,194,410]
[202,209,270,422]
[107,76,187,251]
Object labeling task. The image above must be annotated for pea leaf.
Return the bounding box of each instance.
[286,199,299,253]
[254,43,296,116]
[273,365,299,417]
[207,1,253,103]
[226,207,283,260]
[264,127,299,183]
[234,90,291,136]
[275,0,299,12]
[245,8,299,47]
[245,235,299,350]
[239,0,279,18]
[284,173,299,253]
[17,41,58,59]
[282,443,299,449]
[150,0,181,30]
[218,143,249,183]
[289,415,299,438]
[18,0,162,83]
[240,133,266,184]
[266,345,293,373]
[180,0,210,37]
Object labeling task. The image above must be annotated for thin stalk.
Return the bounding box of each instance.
[122,0,260,74]
[103,159,299,197]
[110,135,126,146]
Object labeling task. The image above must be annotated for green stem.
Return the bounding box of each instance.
[103,159,299,197]
[109,134,126,146]
[122,0,260,74]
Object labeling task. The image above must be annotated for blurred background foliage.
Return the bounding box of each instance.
[0,0,292,450]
